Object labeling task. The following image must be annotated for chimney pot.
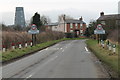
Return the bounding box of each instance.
[79,16,83,21]
[100,12,104,16]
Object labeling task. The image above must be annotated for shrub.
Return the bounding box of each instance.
[2,31,64,49]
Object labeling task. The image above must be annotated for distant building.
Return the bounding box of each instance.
[14,7,25,27]
[118,1,120,14]
[97,12,120,33]
[46,16,86,37]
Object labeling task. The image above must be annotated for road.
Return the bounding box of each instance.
[2,40,109,78]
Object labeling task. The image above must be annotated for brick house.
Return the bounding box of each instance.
[45,16,86,37]
[64,17,86,37]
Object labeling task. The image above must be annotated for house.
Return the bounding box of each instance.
[45,22,59,31]
[64,17,86,37]
[97,12,120,33]
[45,16,87,37]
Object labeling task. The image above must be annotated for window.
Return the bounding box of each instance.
[75,23,78,29]
[70,23,73,28]
[101,21,105,25]
[70,30,73,32]
[80,24,83,28]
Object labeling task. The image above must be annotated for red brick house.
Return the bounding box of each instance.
[65,17,86,37]
[45,16,87,37]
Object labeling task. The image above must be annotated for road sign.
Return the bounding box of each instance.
[28,24,39,34]
[94,24,105,34]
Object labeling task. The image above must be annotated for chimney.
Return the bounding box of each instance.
[100,12,104,16]
[79,16,83,21]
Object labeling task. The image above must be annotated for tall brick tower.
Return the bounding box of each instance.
[14,7,25,27]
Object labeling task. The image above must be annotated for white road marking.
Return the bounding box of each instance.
[60,48,63,50]
[39,49,44,52]
[26,74,33,78]
[25,56,58,78]
[85,47,88,52]
[45,48,48,50]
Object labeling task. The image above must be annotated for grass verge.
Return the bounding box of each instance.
[86,39,119,78]
[0,38,85,64]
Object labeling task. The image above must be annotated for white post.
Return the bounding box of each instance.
[109,45,112,51]
[25,43,27,48]
[102,43,105,48]
[19,44,22,49]
[30,42,32,47]
[12,46,15,49]
[113,48,116,53]
[2,48,6,52]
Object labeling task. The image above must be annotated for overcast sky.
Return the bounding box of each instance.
[0,0,119,25]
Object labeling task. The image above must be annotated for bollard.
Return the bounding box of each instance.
[3,48,6,52]
[102,43,105,48]
[2,45,6,52]
[12,43,15,49]
[102,40,105,48]
[25,42,27,48]
[112,44,116,54]
[12,46,15,49]
[113,48,116,53]
[30,41,33,47]
[18,42,22,49]
[109,43,112,51]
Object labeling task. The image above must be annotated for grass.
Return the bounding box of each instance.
[0,38,85,63]
[86,39,119,77]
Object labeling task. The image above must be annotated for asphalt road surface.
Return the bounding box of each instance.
[2,40,110,78]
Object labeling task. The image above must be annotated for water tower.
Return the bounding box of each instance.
[14,7,25,27]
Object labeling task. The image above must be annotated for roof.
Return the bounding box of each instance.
[65,19,86,24]
[45,22,58,26]
[97,14,120,21]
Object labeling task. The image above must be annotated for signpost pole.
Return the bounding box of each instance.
[32,34,34,46]
[35,34,37,45]
[97,34,99,44]
[28,24,39,46]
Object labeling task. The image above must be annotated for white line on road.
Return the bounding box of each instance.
[45,48,48,50]
[85,47,88,52]
[25,56,58,79]
[26,74,33,78]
